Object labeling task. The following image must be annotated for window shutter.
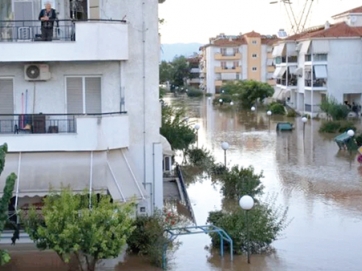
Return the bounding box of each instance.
[0,79,14,133]
[85,77,101,114]
[66,77,83,114]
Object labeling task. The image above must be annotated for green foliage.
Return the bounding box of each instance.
[320,96,349,120]
[221,80,274,108]
[159,61,172,84]
[205,93,213,97]
[160,105,196,151]
[269,103,285,115]
[21,188,135,271]
[355,133,362,147]
[219,166,264,199]
[127,208,184,267]
[207,194,288,254]
[0,143,17,265]
[319,121,356,133]
[186,88,203,98]
[159,87,167,99]
[286,109,297,118]
[186,147,215,170]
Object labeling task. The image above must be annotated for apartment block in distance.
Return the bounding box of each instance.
[199,31,278,94]
[0,0,165,244]
[272,5,362,117]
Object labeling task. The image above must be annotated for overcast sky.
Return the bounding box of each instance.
[159,0,362,44]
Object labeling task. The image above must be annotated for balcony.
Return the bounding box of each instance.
[214,53,242,60]
[276,77,298,87]
[214,66,241,73]
[304,79,327,90]
[0,112,129,152]
[190,68,200,73]
[0,19,128,62]
[215,80,222,87]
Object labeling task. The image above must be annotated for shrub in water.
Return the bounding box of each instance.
[186,88,203,98]
[270,103,285,115]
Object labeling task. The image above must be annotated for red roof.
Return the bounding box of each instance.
[332,5,362,18]
[304,22,362,38]
[243,31,261,38]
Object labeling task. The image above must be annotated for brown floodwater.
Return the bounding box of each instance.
[2,96,362,271]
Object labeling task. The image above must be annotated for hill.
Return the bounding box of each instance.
[160,43,203,61]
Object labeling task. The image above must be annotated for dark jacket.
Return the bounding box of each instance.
[38,8,58,28]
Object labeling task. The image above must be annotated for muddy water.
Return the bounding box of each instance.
[2,96,362,271]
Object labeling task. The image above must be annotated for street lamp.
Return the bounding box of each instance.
[239,195,254,264]
[251,106,256,112]
[302,116,308,136]
[221,141,229,166]
[194,124,200,148]
[230,101,234,106]
[219,98,223,105]
[267,110,272,130]
[347,129,355,137]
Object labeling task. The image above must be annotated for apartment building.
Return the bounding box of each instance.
[0,0,163,230]
[199,32,278,94]
[272,5,362,117]
[186,54,201,87]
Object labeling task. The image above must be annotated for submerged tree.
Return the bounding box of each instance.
[22,188,135,271]
[0,143,17,265]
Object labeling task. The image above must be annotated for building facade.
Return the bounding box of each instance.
[272,5,362,117]
[186,54,201,87]
[0,0,163,225]
[199,31,278,94]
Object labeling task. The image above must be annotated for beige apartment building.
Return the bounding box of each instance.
[199,31,278,93]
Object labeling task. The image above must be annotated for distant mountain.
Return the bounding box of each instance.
[160,43,203,61]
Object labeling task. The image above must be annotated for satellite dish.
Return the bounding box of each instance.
[26,65,40,79]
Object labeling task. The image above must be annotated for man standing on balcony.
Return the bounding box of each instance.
[38,2,58,41]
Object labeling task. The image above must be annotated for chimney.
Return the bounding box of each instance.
[325,21,330,29]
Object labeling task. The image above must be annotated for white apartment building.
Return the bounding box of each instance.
[273,5,362,117]
[199,32,277,94]
[0,0,163,226]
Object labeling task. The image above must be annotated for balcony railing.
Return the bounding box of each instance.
[305,79,327,87]
[304,104,320,112]
[0,112,125,135]
[276,77,297,86]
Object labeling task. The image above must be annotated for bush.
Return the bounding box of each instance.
[319,121,356,133]
[186,88,203,98]
[320,96,349,120]
[159,87,167,99]
[270,103,285,115]
[205,93,213,97]
[355,133,362,147]
[213,94,233,104]
[207,194,288,254]
[286,109,297,118]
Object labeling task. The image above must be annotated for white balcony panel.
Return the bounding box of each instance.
[0,114,129,152]
[0,22,128,62]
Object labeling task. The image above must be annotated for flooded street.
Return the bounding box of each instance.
[2,96,362,271]
[165,96,362,271]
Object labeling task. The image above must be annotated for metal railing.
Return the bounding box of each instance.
[0,112,127,134]
[304,104,321,112]
[176,165,196,224]
[305,79,327,87]
[0,19,126,42]
[276,78,297,86]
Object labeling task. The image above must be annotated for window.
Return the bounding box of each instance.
[252,54,257,58]
[252,67,257,71]
[233,48,239,54]
[305,54,312,61]
[221,48,226,55]
[313,54,328,62]
[274,57,282,64]
[66,77,102,114]
[252,40,257,44]
[221,62,226,69]
[0,78,14,133]
[233,61,239,68]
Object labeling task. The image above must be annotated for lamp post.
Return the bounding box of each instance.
[251,106,256,112]
[221,141,229,166]
[301,116,308,136]
[267,110,272,130]
[230,101,234,106]
[219,98,223,106]
[347,129,355,156]
[194,124,200,148]
[239,195,255,264]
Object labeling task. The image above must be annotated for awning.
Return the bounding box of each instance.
[300,40,311,55]
[272,88,283,99]
[272,43,285,57]
[0,150,147,202]
[288,65,297,75]
[282,89,291,99]
[272,66,281,78]
[267,59,274,66]
[160,135,174,156]
[295,67,303,76]
[312,40,329,53]
[278,66,287,78]
[314,65,328,78]
[286,43,297,56]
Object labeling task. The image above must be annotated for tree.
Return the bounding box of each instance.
[170,55,190,86]
[222,80,274,108]
[22,188,135,271]
[159,60,172,84]
[160,105,196,151]
[320,96,349,121]
[0,144,17,265]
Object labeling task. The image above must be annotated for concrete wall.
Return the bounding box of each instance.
[206,46,215,93]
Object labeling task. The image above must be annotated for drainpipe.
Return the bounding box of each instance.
[311,52,314,118]
[286,51,289,97]
[14,152,21,223]
[142,1,147,188]
[152,143,157,214]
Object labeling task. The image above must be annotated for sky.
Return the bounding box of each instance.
[159,0,362,44]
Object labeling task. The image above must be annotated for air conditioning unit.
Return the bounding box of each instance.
[24,64,51,81]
